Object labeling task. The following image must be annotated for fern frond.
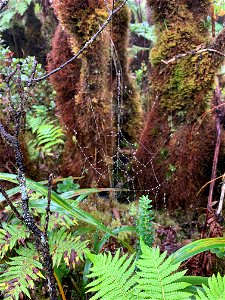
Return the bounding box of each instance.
[0,223,30,258]
[0,244,44,300]
[86,250,136,300]
[49,228,88,268]
[196,273,225,300]
[134,240,192,300]
[27,118,65,159]
[136,195,154,247]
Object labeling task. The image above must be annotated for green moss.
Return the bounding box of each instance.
[149,3,216,122]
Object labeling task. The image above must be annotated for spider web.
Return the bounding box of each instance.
[48,1,172,205]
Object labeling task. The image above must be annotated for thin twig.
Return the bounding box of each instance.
[0,184,24,221]
[33,0,127,83]
[216,175,225,215]
[27,58,38,88]
[45,173,53,234]
[207,84,222,211]
[161,48,225,65]
[103,0,112,13]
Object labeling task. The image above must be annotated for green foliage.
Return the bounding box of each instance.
[135,62,148,86]
[196,274,225,300]
[130,22,156,42]
[0,223,30,258]
[86,251,136,300]
[0,172,131,234]
[0,208,88,299]
[0,0,32,30]
[0,244,44,300]
[49,228,88,268]
[86,240,192,300]
[86,239,225,300]
[0,44,55,111]
[136,195,154,247]
[135,242,191,300]
[26,106,65,160]
[127,0,147,23]
[57,177,80,194]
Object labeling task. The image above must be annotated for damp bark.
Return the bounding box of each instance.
[134,0,225,209]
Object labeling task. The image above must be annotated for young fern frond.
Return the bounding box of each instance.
[196,273,225,300]
[49,227,88,268]
[0,244,44,300]
[0,223,30,258]
[136,195,154,248]
[86,250,136,300]
[135,241,192,300]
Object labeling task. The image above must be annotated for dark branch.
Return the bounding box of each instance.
[0,184,24,222]
[45,173,53,234]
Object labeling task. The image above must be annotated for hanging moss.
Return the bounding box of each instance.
[134,0,225,209]
[52,0,114,187]
[47,25,81,132]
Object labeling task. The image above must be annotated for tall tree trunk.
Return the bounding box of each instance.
[134,0,225,209]
[48,1,142,187]
[51,0,114,187]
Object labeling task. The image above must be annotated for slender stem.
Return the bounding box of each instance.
[45,173,53,234]
[208,84,222,210]
[0,184,24,222]
[54,271,67,300]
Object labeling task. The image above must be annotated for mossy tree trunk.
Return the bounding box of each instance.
[49,1,142,187]
[51,0,114,187]
[134,0,225,209]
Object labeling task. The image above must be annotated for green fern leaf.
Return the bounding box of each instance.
[0,223,30,258]
[134,241,192,300]
[49,228,88,268]
[15,1,28,15]
[0,244,44,300]
[86,250,136,300]
[196,273,225,300]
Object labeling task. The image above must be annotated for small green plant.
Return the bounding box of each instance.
[136,195,154,247]
[56,176,80,194]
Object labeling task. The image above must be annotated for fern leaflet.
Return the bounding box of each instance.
[135,241,192,300]
[0,244,44,300]
[0,223,30,258]
[49,228,88,268]
[86,240,192,300]
[86,250,136,300]
[196,273,225,300]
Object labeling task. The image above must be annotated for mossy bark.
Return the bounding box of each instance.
[51,0,113,187]
[135,0,225,209]
[49,1,142,187]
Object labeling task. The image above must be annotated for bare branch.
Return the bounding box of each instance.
[44,173,53,234]
[33,0,127,83]
[161,48,225,65]
[0,184,24,222]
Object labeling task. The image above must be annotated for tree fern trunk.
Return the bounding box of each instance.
[134,0,225,209]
